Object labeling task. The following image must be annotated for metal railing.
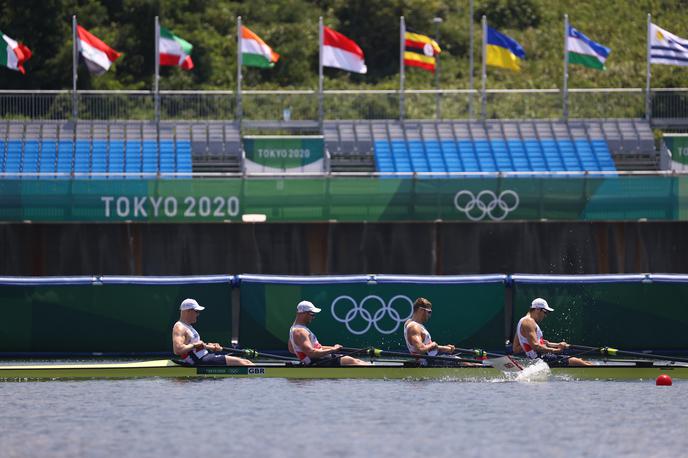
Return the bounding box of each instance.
[0,88,685,123]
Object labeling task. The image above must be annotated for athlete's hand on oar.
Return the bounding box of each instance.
[206,342,222,352]
[192,341,206,351]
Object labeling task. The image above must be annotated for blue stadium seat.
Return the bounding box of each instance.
[108,140,125,178]
[23,140,40,175]
[374,141,394,173]
[74,140,91,176]
[56,141,73,178]
[124,141,141,178]
[39,141,57,177]
[176,141,192,177]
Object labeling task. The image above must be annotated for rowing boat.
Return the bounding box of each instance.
[1,359,687,381]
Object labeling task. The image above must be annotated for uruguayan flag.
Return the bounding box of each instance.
[651,23,688,66]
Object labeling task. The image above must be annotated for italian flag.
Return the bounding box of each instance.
[77,25,121,75]
[567,25,610,70]
[159,26,194,70]
[1,31,32,74]
[241,26,279,68]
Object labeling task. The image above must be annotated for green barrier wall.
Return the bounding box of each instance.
[0,176,685,222]
[511,276,688,351]
[238,275,506,351]
[0,278,233,354]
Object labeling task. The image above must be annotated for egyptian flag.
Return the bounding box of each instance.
[77,25,121,75]
[404,31,441,72]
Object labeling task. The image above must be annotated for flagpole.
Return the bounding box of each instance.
[318,16,324,130]
[154,16,160,125]
[468,0,474,119]
[72,15,78,121]
[433,17,442,119]
[645,13,652,121]
[237,16,243,129]
[481,15,487,120]
[563,14,569,121]
[400,16,405,122]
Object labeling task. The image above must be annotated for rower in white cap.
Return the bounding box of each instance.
[512,298,592,367]
[172,298,253,366]
[288,300,369,366]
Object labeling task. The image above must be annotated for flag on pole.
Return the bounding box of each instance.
[159,26,193,70]
[241,26,279,68]
[76,25,121,75]
[567,25,610,70]
[650,23,688,66]
[0,31,31,74]
[404,30,441,72]
[486,26,525,71]
[322,26,366,73]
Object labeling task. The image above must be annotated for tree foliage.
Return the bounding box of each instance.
[1,0,688,91]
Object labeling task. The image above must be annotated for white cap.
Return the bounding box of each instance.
[296,300,321,314]
[531,298,554,312]
[180,298,205,311]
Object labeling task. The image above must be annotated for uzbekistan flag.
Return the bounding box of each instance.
[241,26,279,68]
[486,26,525,72]
[322,26,367,74]
[0,31,32,74]
[567,25,610,70]
[77,25,121,75]
[159,26,193,70]
[404,31,441,72]
[650,23,688,66]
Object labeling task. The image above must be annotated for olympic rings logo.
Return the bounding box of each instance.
[454,189,520,221]
[330,295,413,335]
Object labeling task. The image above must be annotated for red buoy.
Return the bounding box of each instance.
[656,374,673,386]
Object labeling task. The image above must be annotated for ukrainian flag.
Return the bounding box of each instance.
[486,26,525,71]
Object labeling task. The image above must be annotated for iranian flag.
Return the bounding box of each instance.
[322,26,366,74]
[241,26,279,68]
[159,26,193,70]
[77,25,121,75]
[1,31,32,74]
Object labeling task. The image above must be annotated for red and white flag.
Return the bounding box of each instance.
[322,26,366,74]
[77,25,121,75]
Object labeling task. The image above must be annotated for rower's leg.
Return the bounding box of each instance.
[340,356,370,366]
[225,355,255,366]
[568,357,593,367]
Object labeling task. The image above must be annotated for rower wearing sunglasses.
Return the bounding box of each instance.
[403,297,456,365]
[512,298,592,367]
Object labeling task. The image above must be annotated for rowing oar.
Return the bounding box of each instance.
[221,347,298,362]
[451,346,508,359]
[339,347,485,365]
[569,344,688,364]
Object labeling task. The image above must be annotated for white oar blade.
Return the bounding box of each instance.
[488,356,524,373]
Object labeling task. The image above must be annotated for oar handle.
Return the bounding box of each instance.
[356,347,485,364]
[452,346,505,359]
[221,346,298,361]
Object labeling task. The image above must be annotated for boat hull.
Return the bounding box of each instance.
[1,360,687,381]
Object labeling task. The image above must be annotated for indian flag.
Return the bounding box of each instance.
[159,26,193,70]
[1,31,32,74]
[567,25,610,70]
[241,26,279,68]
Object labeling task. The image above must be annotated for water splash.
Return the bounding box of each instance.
[515,359,552,382]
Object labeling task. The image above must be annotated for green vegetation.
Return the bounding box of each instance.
[1,0,687,92]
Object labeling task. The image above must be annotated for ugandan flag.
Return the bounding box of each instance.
[404,30,441,72]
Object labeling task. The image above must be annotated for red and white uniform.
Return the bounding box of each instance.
[176,321,208,364]
[516,316,544,359]
[404,320,438,359]
[289,324,322,364]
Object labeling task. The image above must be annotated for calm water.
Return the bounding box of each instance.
[1,377,687,458]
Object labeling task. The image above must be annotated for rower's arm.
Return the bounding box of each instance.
[406,324,438,354]
[522,321,560,354]
[172,324,203,356]
[291,329,337,359]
